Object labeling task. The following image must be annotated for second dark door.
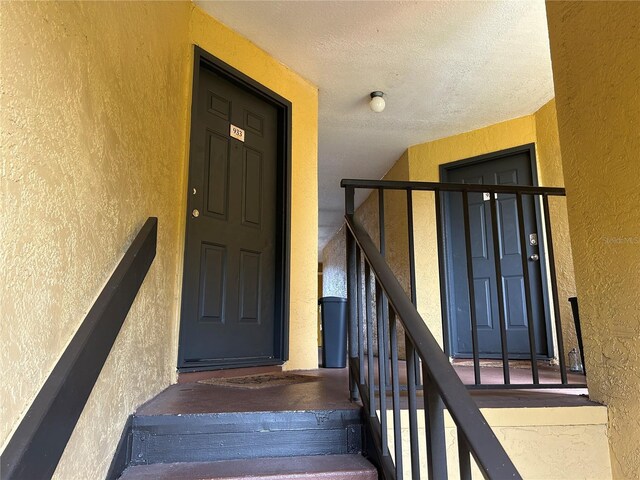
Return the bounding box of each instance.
[442,147,549,358]
[179,60,279,370]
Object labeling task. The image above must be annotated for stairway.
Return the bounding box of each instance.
[115,373,377,480]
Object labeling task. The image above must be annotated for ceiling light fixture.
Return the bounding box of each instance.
[369,91,385,113]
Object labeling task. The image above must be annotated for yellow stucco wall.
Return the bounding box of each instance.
[534,99,578,354]
[355,149,411,292]
[383,405,611,479]
[0,2,318,478]
[1,4,192,478]
[546,2,640,478]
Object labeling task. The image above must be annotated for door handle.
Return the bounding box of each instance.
[529,254,539,261]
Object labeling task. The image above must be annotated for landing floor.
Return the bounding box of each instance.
[138,365,597,416]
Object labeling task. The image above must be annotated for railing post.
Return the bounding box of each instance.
[407,189,422,388]
[388,309,403,480]
[457,428,472,480]
[365,263,376,415]
[568,297,586,375]
[423,365,448,480]
[356,247,365,385]
[542,194,568,384]
[462,191,481,385]
[434,189,451,360]
[378,188,391,389]
[489,192,511,384]
[376,281,389,456]
[405,337,421,479]
[345,186,359,401]
[516,193,540,384]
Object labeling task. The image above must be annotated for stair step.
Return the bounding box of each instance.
[119,455,377,480]
[130,410,364,465]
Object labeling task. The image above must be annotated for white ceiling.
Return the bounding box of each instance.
[196,1,555,256]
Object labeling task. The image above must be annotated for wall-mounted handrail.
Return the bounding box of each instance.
[1,217,158,480]
[344,212,520,479]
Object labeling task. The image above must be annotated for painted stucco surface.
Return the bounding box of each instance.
[322,227,347,298]
[1,4,192,479]
[383,406,611,479]
[1,2,318,478]
[534,99,578,355]
[546,2,640,478]
[322,152,410,357]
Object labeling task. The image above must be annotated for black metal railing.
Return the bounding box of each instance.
[343,179,586,390]
[342,178,589,478]
[1,218,157,480]
[344,183,524,479]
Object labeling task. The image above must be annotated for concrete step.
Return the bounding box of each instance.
[129,410,364,465]
[118,455,378,480]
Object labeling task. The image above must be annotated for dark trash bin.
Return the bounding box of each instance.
[318,296,348,368]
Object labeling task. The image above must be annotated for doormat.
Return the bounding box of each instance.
[198,372,319,389]
[454,360,539,370]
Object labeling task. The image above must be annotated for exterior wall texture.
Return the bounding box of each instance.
[385,406,611,479]
[534,99,578,355]
[0,2,318,479]
[322,151,410,357]
[546,2,640,477]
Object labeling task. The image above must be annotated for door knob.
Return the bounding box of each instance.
[529,254,539,261]
[192,209,200,218]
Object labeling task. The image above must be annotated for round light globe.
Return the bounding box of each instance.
[369,92,385,113]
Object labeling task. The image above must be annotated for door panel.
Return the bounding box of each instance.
[179,63,279,369]
[205,133,230,218]
[199,243,226,323]
[444,150,549,358]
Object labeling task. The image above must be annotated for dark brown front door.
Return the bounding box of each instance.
[179,55,281,370]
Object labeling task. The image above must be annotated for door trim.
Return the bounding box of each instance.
[177,46,292,372]
[438,143,554,359]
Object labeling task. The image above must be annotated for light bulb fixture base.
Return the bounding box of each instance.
[369,91,385,113]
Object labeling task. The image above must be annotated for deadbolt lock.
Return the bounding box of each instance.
[192,209,200,218]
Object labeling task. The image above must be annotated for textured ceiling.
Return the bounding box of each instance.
[195,1,555,255]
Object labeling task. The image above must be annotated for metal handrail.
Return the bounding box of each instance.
[341,178,565,195]
[342,177,585,477]
[345,213,521,479]
[1,218,158,480]
[342,178,585,390]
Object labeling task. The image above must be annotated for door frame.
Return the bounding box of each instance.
[438,143,554,359]
[177,46,292,372]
